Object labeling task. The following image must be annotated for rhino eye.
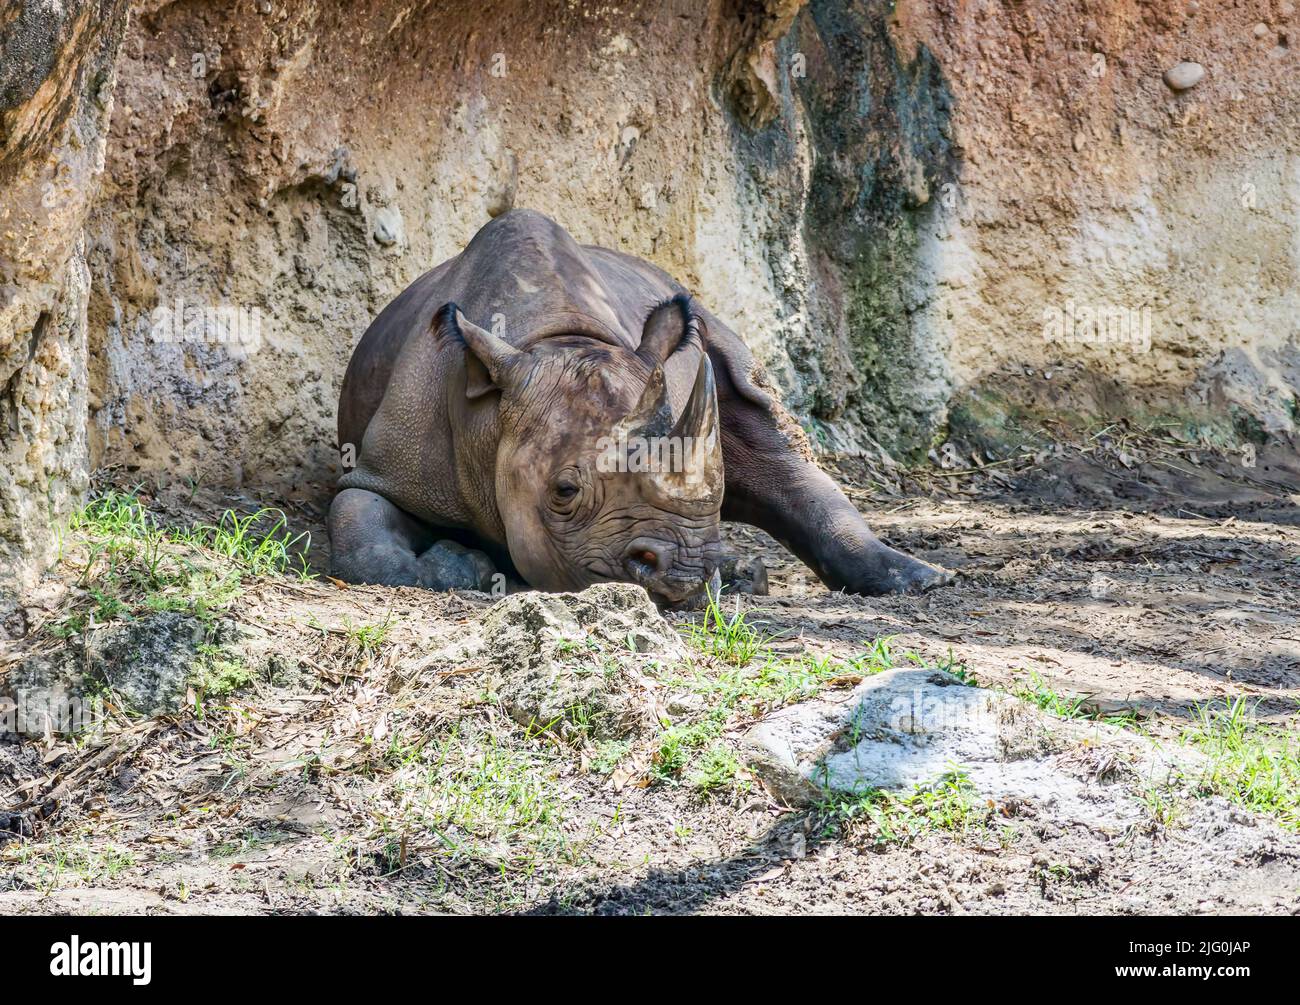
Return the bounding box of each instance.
[550,472,581,507]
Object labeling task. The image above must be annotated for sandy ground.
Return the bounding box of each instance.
[1,429,1298,915]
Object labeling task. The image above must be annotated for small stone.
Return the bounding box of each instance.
[1162,61,1205,91]
[372,204,404,246]
[1253,22,1270,39]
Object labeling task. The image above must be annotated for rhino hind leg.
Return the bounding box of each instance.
[328,488,497,591]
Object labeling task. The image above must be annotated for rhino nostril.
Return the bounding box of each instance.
[624,539,672,577]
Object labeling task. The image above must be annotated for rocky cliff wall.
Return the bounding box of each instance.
[1,0,130,604]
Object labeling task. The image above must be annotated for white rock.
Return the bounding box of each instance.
[740,667,1197,827]
[372,204,404,246]
[1163,62,1205,91]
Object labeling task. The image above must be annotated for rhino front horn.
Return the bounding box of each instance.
[663,353,722,496]
[671,352,720,445]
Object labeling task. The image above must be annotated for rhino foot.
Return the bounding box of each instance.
[329,488,500,592]
[718,554,768,596]
[416,540,498,592]
[844,545,952,596]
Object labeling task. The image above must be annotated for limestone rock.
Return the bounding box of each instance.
[481,583,685,739]
[741,668,1194,827]
[2,613,250,727]
[0,0,131,607]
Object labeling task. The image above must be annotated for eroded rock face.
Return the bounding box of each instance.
[79,0,1300,486]
[0,0,130,602]
[481,583,685,739]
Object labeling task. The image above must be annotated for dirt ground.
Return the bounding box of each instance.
[1,426,1298,915]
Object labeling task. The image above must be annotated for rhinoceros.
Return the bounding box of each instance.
[330,209,947,604]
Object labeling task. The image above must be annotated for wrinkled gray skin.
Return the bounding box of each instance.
[331,209,948,603]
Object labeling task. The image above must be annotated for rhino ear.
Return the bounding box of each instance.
[434,302,523,400]
[636,293,701,368]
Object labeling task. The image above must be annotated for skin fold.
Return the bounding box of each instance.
[329,209,949,602]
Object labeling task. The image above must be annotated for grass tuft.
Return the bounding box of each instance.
[815,768,984,846]
[1182,698,1300,830]
[50,487,314,637]
[681,588,774,666]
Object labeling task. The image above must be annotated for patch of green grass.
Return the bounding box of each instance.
[681,588,775,666]
[657,622,899,788]
[815,768,984,846]
[1139,783,1185,830]
[1014,671,1087,719]
[1010,671,1140,728]
[191,643,256,698]
[668,638,894,721]
[376,726,572,875]
[933,648,979,685]
[307,612,398,661]
[653,718,724,781]
[523,706,600,743]
[1,836,137,892]
[589,739,631,775]
[49,611,89,638]
[174,507,313,579]
[143,565,243,619]
[73,489,154,539]
[1182,698,1300,830]
[53,488,314,639]
[343,615,395,655]
[689,743,747,796]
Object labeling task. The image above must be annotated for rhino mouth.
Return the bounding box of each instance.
[654,567,723,611]
[621,546,721,606]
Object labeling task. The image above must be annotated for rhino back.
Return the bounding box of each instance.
[341,210,649,447]
[338,261,453,453]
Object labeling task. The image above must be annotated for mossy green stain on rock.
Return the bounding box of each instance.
[793,0,958,459]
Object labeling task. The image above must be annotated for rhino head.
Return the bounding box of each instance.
[436,295,724,604]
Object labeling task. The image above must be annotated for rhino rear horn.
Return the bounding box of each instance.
[434,302,523,399]
[636,293,700,368]
[615,364,674,438]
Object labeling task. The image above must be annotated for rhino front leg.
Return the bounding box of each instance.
[711,373,949,596]
[328,488,497,591]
